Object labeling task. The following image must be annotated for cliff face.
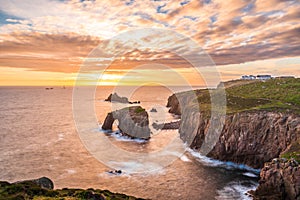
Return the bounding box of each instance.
[167,96,300,169]
[251,158,300,200]
[102,106,151,139]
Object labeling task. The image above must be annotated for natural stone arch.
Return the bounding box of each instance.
[102,106,151,139]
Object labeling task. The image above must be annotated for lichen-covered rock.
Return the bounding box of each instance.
[102,106,151,139]
[250,158,300,200]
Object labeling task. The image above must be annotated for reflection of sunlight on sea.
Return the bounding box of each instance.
[0,86,259,199]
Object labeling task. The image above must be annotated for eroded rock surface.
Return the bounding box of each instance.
[250,158,300,200]
[102,106,151,139]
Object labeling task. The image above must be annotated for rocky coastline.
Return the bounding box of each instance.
[250,158,300,200]
[166,78,300,199]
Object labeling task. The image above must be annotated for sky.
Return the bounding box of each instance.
[0,0,299,86]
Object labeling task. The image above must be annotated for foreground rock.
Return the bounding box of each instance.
[250,158,300,200]
[102,106,151,139]
[105,93,140,104]
[0,177,145,200]
[14,177,54,190]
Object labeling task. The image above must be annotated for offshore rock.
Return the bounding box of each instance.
[102,106,151,139]
[105,93,140,104]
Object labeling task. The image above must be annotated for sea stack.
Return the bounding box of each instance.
[102,106,151,139]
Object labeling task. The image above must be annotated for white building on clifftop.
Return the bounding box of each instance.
[241,74,272,80]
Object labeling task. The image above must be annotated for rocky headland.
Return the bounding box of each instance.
[167,78,300,199]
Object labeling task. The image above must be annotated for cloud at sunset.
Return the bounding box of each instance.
[0,0,299,85]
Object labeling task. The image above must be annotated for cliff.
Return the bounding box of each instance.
[102,106,151,139]
[250,158,300,200]
[167,78,300,168]
[181,110,300,169]
[167,78,300,199]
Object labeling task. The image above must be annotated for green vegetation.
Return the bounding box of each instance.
[280,140,300,163]
[189,78,300,117]
[226,78,300,114]
[134,107,145,114]
[0,181,145,200]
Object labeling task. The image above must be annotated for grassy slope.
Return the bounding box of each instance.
[0,181,145,200]
[190,77,300,116]
[188,77,300,162]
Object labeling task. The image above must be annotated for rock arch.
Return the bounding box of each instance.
[102,106,151,139]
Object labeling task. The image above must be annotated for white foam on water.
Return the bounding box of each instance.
[180,154,191,162]
[187,148,260,174]
[99,127,148,143]
[66,169,76,174]
[216,180,258,200]
[243,172,258,178]
[57,133,64,141]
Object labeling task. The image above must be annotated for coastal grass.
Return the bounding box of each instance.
[134,107,146,114]
[190,78,300,116]
[280,139,300,163]
[0,181,145,200]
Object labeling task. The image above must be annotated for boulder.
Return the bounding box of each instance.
[15,177,54,190]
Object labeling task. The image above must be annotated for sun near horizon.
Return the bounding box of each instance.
[0,0,299,86]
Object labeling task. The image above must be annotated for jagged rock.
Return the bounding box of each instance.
[167,94,181,115]
[183,110,300,169]
[249,159,300,200]
[102,106,151,139]
[105,93,140,104]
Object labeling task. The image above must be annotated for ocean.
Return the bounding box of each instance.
[0,86,259,199]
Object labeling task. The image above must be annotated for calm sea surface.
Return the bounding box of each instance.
[0,86,259,199]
